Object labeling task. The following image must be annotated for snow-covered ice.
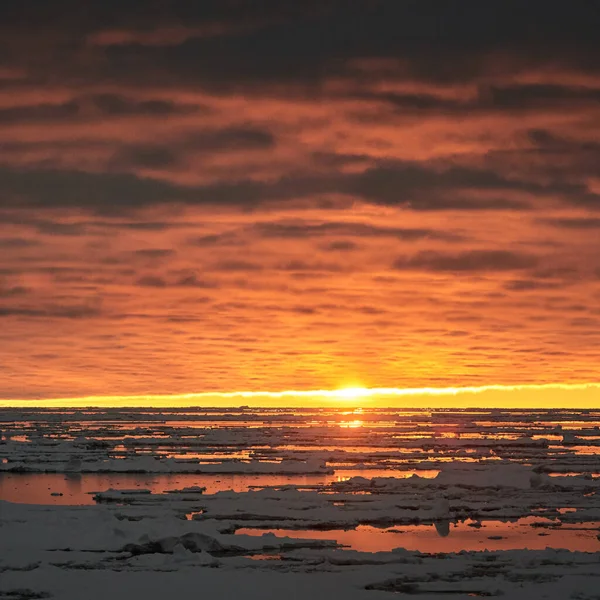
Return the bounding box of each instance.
[1,407,600,599]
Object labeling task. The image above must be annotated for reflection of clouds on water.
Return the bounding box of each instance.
[238,519,600,554]
[434,519,451,537]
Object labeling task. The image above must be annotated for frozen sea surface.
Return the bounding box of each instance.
[1,407,600,599]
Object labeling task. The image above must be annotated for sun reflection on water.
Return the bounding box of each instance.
[339,419,363,428]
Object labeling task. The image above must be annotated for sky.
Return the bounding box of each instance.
[1,1,600,405]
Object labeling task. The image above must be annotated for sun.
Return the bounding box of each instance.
[331,387,371,401]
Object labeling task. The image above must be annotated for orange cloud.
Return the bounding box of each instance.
[0,2,599,401]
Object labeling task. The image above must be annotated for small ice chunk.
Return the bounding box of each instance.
[434,520,451,537]
[432,497,450,519]
[65,457,82,472]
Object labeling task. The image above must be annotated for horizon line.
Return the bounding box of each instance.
[1,382,600,408]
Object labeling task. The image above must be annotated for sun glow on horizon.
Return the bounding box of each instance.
[0,382,599,408]
[331,387,372,401]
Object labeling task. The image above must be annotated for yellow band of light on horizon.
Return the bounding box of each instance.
[0,383,599,408]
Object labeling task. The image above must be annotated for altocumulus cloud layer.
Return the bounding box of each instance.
[1,0,599,398]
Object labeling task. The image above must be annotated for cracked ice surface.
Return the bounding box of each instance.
[1,407,600,599]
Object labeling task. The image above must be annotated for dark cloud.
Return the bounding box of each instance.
[354,84,600,115]
[184,128,275,152]
[533,266,581,280]
[136,273,218,288]
[0,285,30,297]
[116,221,174,231]
[394,250,539,272]
[346,164,600,211]
[0,102,79,124]
[175,273,219,288]
[278,260,344,272]
[136,276,168,287]
[0,95,203,126]
[188,220,464,251]
[0,212,112,237]
[285,305,318,315]
[253,220,463,240]
[518,131,600,187]
[1,1,597,94]
[1,160,596,214]
[81,2,598,90]
[0,237,40,248]
[542,218,600,229]
[357,305,387,315]
[90,94,200,117]
[33,221,89,236]
[504,279,564,292]
[112,146,179,169]
[187,232,247,247]
[311,153,371,168]
[132,249,175,258]
[0,167,190,212]
[109,128,274,171]
[0,167,294,213]
[211,260,263,272]
[527,130,600,155]
[0,305,101,319]
[481,84,600,110]
[345,164,538,210]
[322,240,358,251]
[0,0,308,30]
[351,92,465,113]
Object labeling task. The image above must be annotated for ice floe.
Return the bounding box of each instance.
[2,407,600,599]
